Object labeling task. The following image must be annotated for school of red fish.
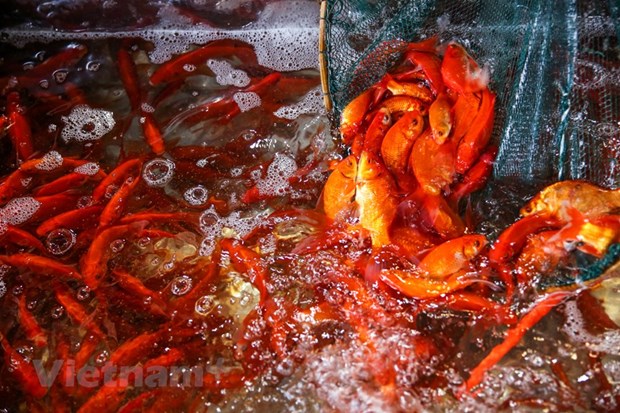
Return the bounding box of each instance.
[0,35,619,411]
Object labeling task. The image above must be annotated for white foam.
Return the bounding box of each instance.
[562,300,620,355]
[141,102,155,113]
[233,91,261,112]
[0,197,41,226]
[198,207,270,256]
[35,150,63,171]
[0,266,7,298]
[61,105,115,143]
[274,86,325,119]
[207,59,250,87]
[142,158,175,187]
[255,153,297,198]
[183,185,209,206]
[74,162,100,176]
[1,2,319,72]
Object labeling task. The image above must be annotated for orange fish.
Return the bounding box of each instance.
[418,234,487,278]
[405,50,444,95]
[441,42,489,94]
[381,111,424,175]
[360,107,392,156]
[380,95,428,116]
[384,76,433,102]
[355,151,399,248]
[410,130,456,195]
[428,92,452,144]
[520,180,620,221]
[321,155,358,221]
[340,89,374,145]
[380,268,478,299]
[455,88,495,174]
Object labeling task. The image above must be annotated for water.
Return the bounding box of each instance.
[0,1,619,412]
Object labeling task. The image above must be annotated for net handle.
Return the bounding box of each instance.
[319,0,332,112]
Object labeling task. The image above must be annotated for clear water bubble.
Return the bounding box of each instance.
[46,228,76,255]
[137,237,152,248]
[183,185,209,206]
[109,238,126,253]
[171,275,193,296]
[76,196,93,208]
[12,284,24,296]
[76,286,91,301]
[94,351,109,366]
[143,158,175,187]
[53,69,68,84]
[85,61,101,72]
[195,294,217,316]
[51,306,65,319]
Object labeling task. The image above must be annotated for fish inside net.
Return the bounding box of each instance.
[323,0,620,281]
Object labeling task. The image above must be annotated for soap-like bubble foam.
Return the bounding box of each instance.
[35,150,64,171]
[0,197,41,226]
[562,300,620,355]
[61,105,115,143]
[184,185,209,206]
[255,153,297,198]
[74,162,100,176]
[142,158,175,187]
[1,1,319,73]
[233,91,261,112]
[207,59,250,87]
[199,206,270,256]
[274,86,325,119]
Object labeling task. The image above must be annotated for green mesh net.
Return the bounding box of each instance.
[324,0,620,284]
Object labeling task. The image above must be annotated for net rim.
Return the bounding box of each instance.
[319,0,332,112]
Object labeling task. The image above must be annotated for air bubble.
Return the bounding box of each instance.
[274,86,325,119]
[233,91,261,112]
[137,237,151,248]
[61,105,115,143]
[143,158,175,187]
[171,275,193,296]
[195,295,217,316]
[76,286,91,301]
[207,59,250,87]
[85,61,101,72]
[94,351,109,366]
[76,196,93,209]
[51,306,65,319]
[46,229,76,255]
[39,79,49,89]
[74,162,100,176]
[183,185,209,206]
[110,239,126,253]
[0,197,41,226]
[53,69,68,84]
[141,103,155,113]
[36,150,63,171]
